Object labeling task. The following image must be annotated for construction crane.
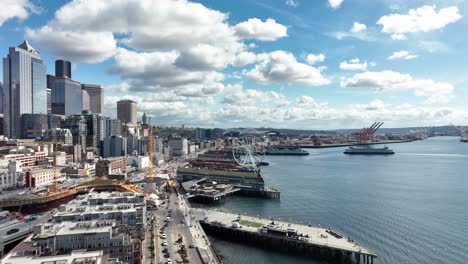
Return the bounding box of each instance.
[450,124,468,142]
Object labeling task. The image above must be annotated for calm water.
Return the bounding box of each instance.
[212,137,468,264]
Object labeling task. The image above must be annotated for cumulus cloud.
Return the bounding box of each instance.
[377,5,462,40]
[245,50,330,86]
[305,53,326,65]
[233,51,258,67]
[387,51,418,60]
[234,18,288,41]
[0,0,39,26]
[335,22,375,41]
[351,22,367,33]
[25,27,117,63]
[222,84,289,107]
[339,58,370,71]
[328,0,344,9]
[341,70,454,103]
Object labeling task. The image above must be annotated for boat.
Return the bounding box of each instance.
[265,148,309,156]
[344,145,394,155]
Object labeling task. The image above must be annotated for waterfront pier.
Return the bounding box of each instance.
[196,209,377,263]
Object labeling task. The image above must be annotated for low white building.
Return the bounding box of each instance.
[25,168,65,189]
[0,160,24,191]
[127,155,150,170]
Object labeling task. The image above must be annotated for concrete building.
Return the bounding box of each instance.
[103,135,127,158]
[55,59,71,78]
[0,160,24,191]
[25,167,64,188]
[82,84,104,114]
[0,81,3,113]
[117,100,137,124]
[168,136,188,157]
[31,220,137,263]
[82,89,90,111]
[3,41,47,138]
[127,155,150,170]
[95,157,127,177]
[1,247,115,264]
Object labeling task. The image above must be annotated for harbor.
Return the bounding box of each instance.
[196,209,376,263]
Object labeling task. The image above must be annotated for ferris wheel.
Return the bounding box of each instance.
[232,134,266,170]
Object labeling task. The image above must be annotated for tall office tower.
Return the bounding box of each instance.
[82,89,90,111]
[117,99,137,124]
[0,82,3,113]
[81,84,104,114]
[82,110,97,150]
[3,41,47,138]
[51,77,82,116]
[107,118,123,136]
[142,112,147,125]
[103,135,127,158]
[55,60,71,78]
[62,115,87,150]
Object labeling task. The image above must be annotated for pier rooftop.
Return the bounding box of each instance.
[197,209,376,257]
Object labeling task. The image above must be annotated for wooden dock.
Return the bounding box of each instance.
[196,209,377,263]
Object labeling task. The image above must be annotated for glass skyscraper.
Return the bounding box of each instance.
[2,41,47,138]
[51,77,82,116]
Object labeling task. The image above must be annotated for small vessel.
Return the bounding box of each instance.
[344,145,394,155]
[265,147,309,156]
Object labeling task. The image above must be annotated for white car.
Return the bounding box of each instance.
[160,234,167,239]
[162,241,168,246]
[166,258,172,264]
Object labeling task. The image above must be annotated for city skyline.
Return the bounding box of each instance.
[1,0,468,129]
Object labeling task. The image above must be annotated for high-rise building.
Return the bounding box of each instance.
[103,135,127,158]
[20,113,62,139]
[3,41,47,138]
[82,89,90,111]
[117,99,137,124]
[55,60,71,78]
[142,112,147,125]
[0,81,3,113]
[82,110,97,150]
[62,115,87,149]
[107,118,123,136]
[81,84,104,114]
[51,77,82,116]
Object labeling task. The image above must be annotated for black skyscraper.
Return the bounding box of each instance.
[55,60,71,78]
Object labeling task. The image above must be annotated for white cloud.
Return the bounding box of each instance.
[341,70,454,103]
[377,5,462,40]
[0,0,39,26]
[328,0,344,9]
[222,84,289,107]
[351,22,367,33]
[25,27,117,63]
[245,50,330,86]
[234,18,288,41]
[418,40,448,53]
[387,51,418,60]
[305,53,326,65]
[339,58,369,71]
[285,0,299,7]
[296,96,320,108]
[233,51,258,67]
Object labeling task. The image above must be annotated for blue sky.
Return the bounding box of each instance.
[1,0,468,129]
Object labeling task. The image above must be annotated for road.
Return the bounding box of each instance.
[151,193,202,264]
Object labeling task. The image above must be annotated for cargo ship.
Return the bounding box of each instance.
[344,145,394,155]
[265,147,309,156]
